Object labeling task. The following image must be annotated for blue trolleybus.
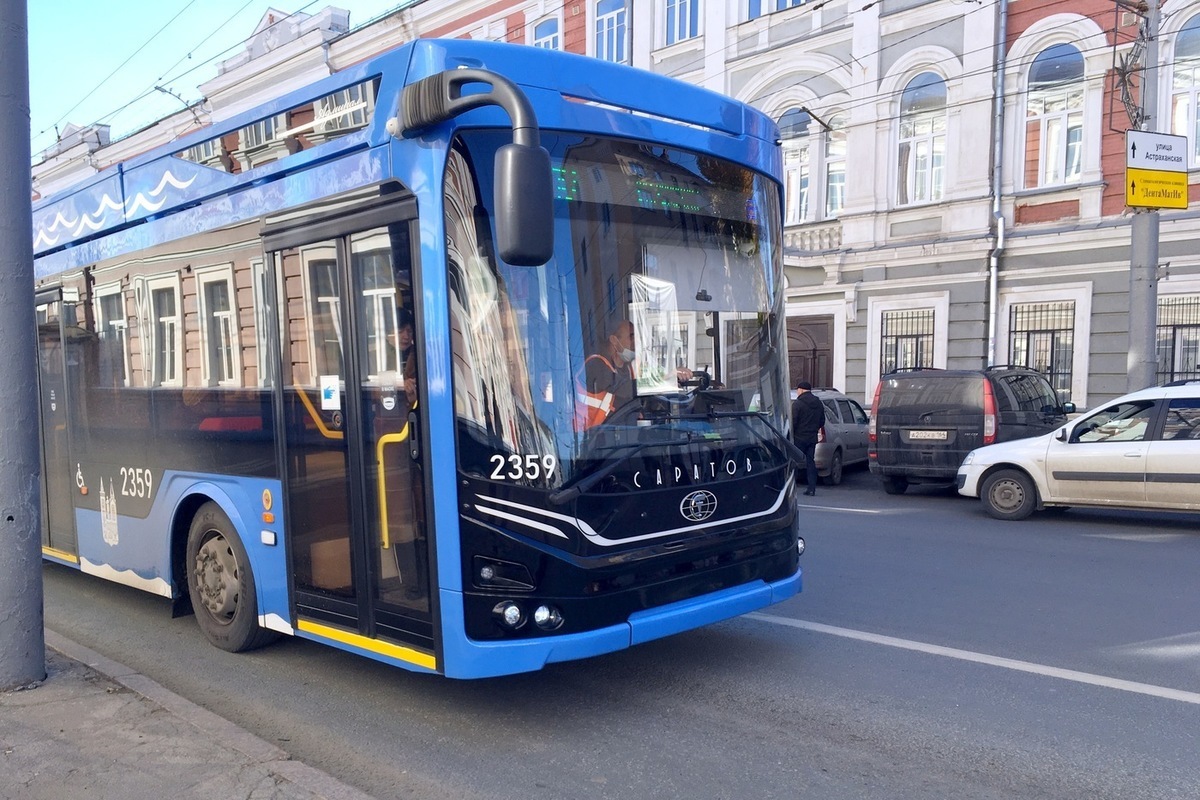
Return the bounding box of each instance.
[33,39,802,678]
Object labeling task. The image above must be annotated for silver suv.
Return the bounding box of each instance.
[791,388,870,485]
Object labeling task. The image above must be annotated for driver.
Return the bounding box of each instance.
[575,320,693,430]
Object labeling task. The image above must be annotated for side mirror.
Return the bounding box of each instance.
[1062,402,1076,414]
[494,143,554,266]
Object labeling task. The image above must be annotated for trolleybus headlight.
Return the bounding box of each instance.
[533,605,564,631]
[493,601,525,629]
[797,537,806,556]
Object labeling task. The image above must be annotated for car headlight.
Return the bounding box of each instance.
[961,451,975,466]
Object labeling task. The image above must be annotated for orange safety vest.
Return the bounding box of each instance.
[574,354,631,430]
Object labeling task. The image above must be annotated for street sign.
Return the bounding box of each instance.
[1126,168,1188,209]
[1126,130,1190,209]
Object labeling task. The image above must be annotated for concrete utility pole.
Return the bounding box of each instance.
[1128,0,1161,392]
[0,0,46,690]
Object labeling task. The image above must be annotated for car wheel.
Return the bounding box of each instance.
[981,469,1037,521]
[186,501,278,652]
[823,450,844,486]
[881,476,908,495]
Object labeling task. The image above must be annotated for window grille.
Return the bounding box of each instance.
[880,308,934,374]
[1157,295,1200,383]
[1009,301,1074,394]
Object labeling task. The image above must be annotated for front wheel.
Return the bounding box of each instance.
[186,502,278,652]
[981,469,1037,521]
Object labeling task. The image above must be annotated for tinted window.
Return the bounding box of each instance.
[877,374,981,410]
[1161,398,1200,440]
[836,399,858,424]
[821,399,840,422]
[997,373,1060,414]
[847,399,869,424]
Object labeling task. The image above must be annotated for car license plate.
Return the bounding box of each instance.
[908,429,948,440]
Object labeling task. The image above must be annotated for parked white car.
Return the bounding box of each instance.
[957,382,1200,520]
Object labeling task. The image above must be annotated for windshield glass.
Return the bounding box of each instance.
[446,130,788,489]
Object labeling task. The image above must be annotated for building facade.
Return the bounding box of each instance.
[33,0,1200,408]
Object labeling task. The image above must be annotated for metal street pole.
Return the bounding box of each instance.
[1128,0,1161,392]
[0,0,45,689]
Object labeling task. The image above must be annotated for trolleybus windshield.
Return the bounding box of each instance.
[446,130,789,496]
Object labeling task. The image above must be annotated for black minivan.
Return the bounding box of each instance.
[868,367,1074,494]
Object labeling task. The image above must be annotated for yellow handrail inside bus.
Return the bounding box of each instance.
[295,386,344,440]
[375,404,416,550]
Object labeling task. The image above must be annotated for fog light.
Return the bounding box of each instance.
[533,605,563,630]
[493,601,524,629]
[797,537,806,556]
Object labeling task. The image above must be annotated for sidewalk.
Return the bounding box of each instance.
[1,630,375,800]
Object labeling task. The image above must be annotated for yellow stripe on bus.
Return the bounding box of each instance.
[42,546,79,564]
[296,618,437,671]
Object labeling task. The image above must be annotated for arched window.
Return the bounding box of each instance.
[1171,15,1200,166]
[896,73,946,205]
[779,109,811,225]
[533,18,560,50]
[1025,44,1084,188]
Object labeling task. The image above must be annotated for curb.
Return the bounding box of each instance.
[44,628,377,800]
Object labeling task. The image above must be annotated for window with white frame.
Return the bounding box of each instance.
[596,0,628,64]
[879,308,935,374]
[779,109,845,224]
[749,0,804,21]
[533,17,560,49]
[1025,44,1083,189]
[95,283,130,387]
[353,240,400,380]
[197,268,240,387]
[1008,301,1075,395]
[1171,15,1200,167]
[779,109,811,225]
[251,260,272,387]
[148,276,182,387]
[666,0,698,45]
[1157,295,1200,383]
[896,72,946,206]
[824,114,846,217]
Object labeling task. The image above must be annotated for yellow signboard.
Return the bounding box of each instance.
[1126,167,1189,209]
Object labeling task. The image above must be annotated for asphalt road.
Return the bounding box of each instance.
[41,464,1200,799]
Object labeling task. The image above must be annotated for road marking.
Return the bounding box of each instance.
[748,613,1200,706]
[797,504,886,514]
[1083,533,1188,543]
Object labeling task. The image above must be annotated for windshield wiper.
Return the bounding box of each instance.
[546,432,700,506]
[710,410,808,470]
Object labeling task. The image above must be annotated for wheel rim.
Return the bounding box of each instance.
[989,478,1026,513]
[194,532,240,624]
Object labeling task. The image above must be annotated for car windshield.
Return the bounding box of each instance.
[444,130,789,489]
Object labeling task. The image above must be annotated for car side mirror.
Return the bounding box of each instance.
[1062,402,1076,414]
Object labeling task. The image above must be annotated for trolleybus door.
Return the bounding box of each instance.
[35,291,79,559]
[270,207,433,656]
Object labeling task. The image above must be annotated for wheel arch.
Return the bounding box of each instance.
[169,484,260,617]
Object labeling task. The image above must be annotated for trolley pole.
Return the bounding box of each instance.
[0,0,46,690]
[1128,0,1161,392]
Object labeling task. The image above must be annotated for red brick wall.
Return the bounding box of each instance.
[1014,199,1080,224]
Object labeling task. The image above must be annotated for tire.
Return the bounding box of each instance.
[186,501,278,652]
[823,450,844,486]
[981,469,1037,521]
[881,475,908,495]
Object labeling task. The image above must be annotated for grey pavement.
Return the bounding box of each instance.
[1,630,375,800]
